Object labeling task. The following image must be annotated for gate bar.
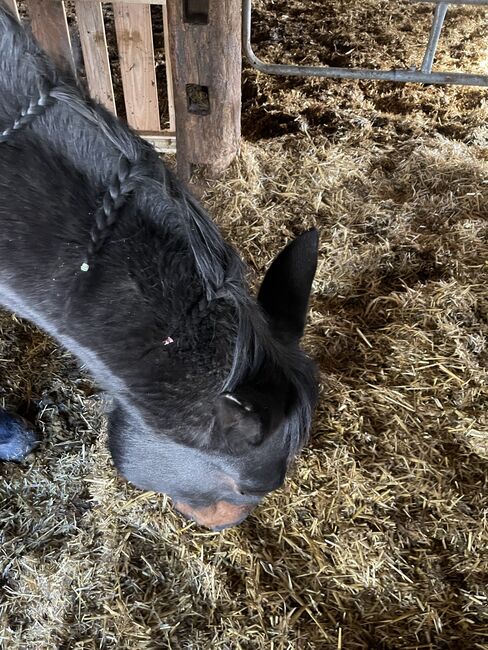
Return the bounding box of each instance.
[411,0,488,4]
[421,2,448,73]
[242,0,488,87]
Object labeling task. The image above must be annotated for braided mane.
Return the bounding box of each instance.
[83,154,139,270]
[0,3,317,457]
[0,76,55,143]
[0,5,240,291]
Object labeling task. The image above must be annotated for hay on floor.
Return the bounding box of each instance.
[1,1,488,648]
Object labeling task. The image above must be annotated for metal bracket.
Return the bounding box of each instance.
[242,0,488,87]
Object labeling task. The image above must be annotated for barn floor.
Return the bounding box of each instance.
[1,1,488,648]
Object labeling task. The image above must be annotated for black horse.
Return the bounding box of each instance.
[0,5,318,530]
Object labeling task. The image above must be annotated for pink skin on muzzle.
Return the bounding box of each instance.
[174,500,255,531]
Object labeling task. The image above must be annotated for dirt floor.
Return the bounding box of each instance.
[1,1,488,648]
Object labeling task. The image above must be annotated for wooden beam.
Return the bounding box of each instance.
[166,0,242,181]
[141,131,176,154]
[74,1,116,114]
[113,3,160,132]
[162,2,175,132]
[23,0,75,75]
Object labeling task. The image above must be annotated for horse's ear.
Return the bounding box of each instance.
[258,229,319,342]
[213,394,263,453]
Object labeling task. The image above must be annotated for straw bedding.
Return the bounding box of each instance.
[1,1,487,648]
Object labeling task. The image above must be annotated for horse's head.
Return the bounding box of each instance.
[108,230,319,530]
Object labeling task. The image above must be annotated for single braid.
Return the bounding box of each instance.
[0,78,56,143]
[81,154,139,271]
[0,71,139,273]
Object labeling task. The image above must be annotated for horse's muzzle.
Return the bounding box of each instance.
[174,499,255,531]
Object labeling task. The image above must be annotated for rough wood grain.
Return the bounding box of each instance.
[113,3,160,132]
[24,0,75,74]
[166,0,241,181]
[74,1,116,114]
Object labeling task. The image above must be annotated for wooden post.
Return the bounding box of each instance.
[166,0,242,182]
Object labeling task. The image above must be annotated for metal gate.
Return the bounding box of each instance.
[243,0,488,87]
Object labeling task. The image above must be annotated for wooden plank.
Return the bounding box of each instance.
[24,0,75,74]
[166,0,241,180]
[113,3,160,132]
[2,0,20,20]
[78,0,166,4]
[141,131,176,154]
[74,1,116,114]
[162,2,175,132]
